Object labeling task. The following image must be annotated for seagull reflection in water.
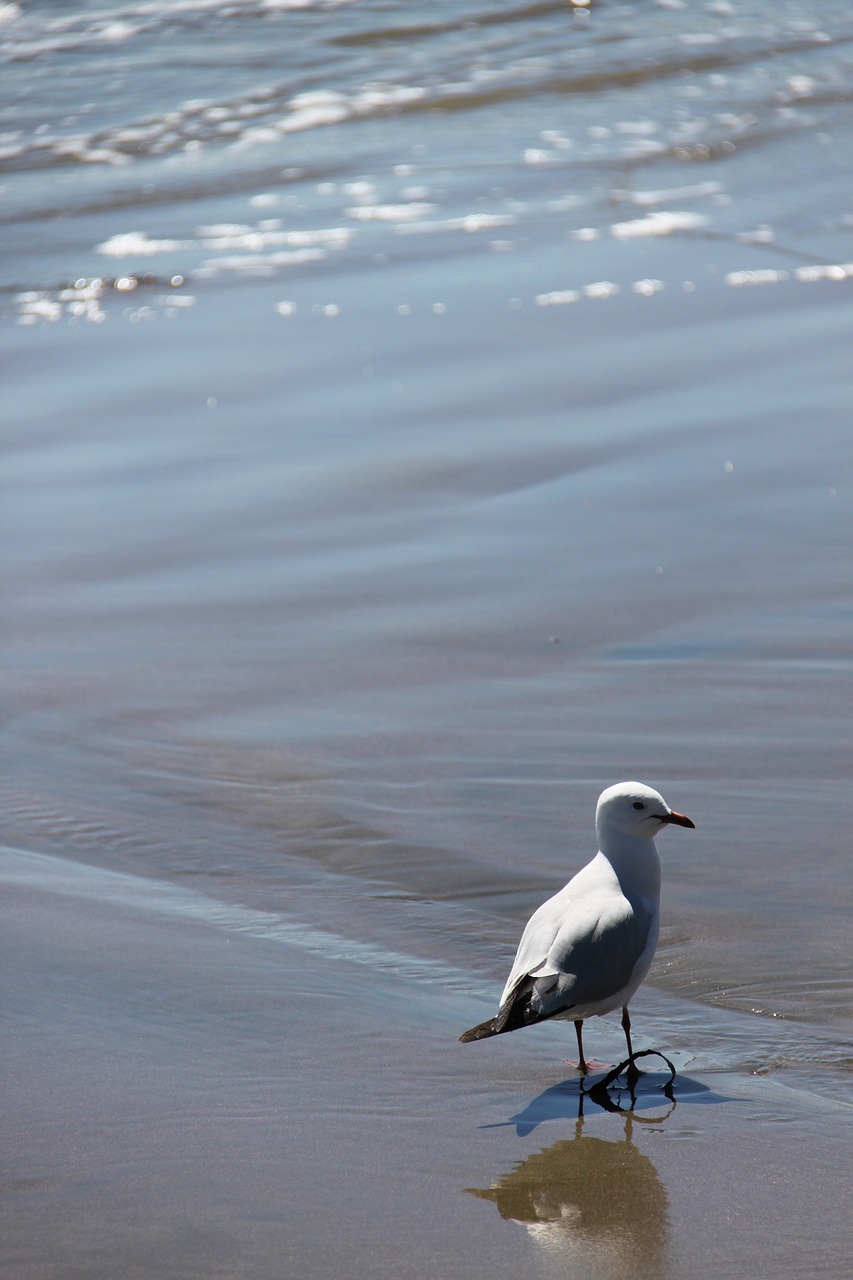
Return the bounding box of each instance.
[466,1111,666,1280]
[467,1071,720,1278]
[467,1110,668,1280]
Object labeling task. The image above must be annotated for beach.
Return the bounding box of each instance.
[4,846,853,1280]
[3,0,853,1274]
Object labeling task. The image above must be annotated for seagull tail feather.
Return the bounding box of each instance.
[459,977,557,1043]
[459,1017,502,1043]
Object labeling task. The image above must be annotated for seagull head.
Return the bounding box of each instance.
[595,781,695,841]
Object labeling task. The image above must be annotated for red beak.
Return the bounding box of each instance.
[662,810,695,829]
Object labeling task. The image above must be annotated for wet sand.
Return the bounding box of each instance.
[4,845,853,1280]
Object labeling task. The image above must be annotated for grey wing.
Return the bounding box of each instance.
[499,897,652,1029]
[499,882,576,1006]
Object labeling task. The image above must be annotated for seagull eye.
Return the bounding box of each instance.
[632,802,645,810]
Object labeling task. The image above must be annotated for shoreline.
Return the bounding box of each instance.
[4,845,853,1280]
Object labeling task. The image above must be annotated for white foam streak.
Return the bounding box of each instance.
[198,248,326,276]
[726,269,789,287]
[610,210,707,239]
[613,181,723,207]
[395,213,516,236]
[795,262,853,283]
[535,290,580,307]
[725,261,853,288]
[97,226,350,257]
[276,104,350,133]
[98,232,193,257]
[346,202,435,222]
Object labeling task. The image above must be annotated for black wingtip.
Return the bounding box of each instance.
[459,1018,498,1043]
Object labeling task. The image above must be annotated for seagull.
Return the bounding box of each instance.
[459,781,694,1074]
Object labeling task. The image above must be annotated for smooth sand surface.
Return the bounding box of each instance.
[4,846,853,1280]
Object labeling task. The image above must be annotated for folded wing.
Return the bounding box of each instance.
[459,879,651,1042]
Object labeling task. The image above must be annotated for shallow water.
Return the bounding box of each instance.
[3,0,853,1272]
[5,0,853,1020]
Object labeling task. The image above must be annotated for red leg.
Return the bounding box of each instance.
[574,1019,589,1075]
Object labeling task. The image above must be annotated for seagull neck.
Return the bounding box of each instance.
[595,826,661,899]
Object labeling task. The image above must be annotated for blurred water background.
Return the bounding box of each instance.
[3,0,853,1093]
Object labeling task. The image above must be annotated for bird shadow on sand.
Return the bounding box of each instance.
[482,1058,735,1135]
